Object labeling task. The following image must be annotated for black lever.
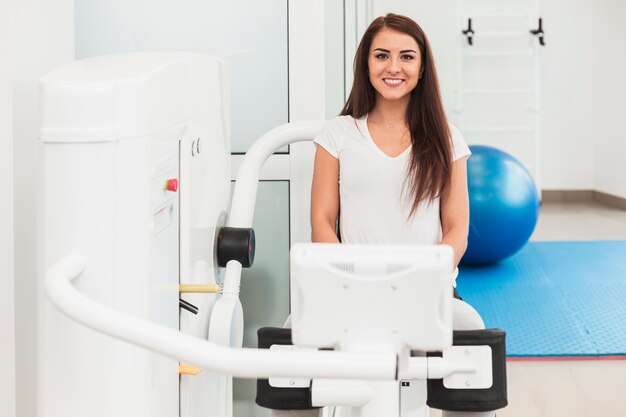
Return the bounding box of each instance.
[530,18,545,46]
[180,298,198,315]
[462,18,475,46]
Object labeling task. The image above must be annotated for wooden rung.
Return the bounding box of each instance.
[179,363,202,375]
[179,284,220,293]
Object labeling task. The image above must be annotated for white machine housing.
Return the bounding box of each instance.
[290,243,454,354]
[39,52,230,417]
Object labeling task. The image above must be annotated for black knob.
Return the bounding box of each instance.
[217,227,256,268]
[462,18,475,46]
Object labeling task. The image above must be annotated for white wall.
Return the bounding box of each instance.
[0,0,16,415]
[540,0,595,191]
[75,0,289,154]
[324,0,346,118]
[12,1,74,416]
[594,0,626,199]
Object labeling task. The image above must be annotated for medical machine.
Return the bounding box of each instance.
[40,53,506,417]
[39,52,230,417]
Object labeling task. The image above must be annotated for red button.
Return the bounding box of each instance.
[164,178,178,192]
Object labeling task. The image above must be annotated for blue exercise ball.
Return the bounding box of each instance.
[461,145,540,265]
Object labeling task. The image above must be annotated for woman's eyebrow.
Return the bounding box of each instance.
[372,48,417,54]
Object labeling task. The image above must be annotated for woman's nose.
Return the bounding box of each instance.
[387,57,401,73]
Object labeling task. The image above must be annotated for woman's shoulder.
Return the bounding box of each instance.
[315,115,364,153]
[325,114,359,128]
[447,121,467,144]
[319,115,362,138]
[446,121,471,159]
[447,121,462,138]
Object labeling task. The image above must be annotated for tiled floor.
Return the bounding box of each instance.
[501,359,626,417]
[485,201,626,417]
[531,200,626,242]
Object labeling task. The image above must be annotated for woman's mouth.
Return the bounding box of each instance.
[383,78,404,87]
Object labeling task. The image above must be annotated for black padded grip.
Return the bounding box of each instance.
[255,327,319,411]
[216,227,255,267]
[427,328,508,412]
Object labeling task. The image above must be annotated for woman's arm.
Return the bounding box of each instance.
[440,155,470,267]
[311,144,341,243]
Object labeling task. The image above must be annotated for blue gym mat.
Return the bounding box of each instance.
[456,240,626,358]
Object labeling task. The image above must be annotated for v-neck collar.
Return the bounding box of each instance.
[359,115,411,159]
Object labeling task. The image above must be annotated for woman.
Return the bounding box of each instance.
[309,13,493,417]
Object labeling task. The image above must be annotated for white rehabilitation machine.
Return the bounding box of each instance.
[40,52,500,417]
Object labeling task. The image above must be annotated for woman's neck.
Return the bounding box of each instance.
[368,96,410,128]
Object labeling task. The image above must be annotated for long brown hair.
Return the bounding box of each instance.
[341,13,452,216]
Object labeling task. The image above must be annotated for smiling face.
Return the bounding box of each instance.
[368,28,422,106]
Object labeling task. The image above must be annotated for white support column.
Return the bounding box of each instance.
[288,0,327,244]
[344,0,374,98]
[0,0,16,415]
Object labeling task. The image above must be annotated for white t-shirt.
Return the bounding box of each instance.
[314,114,471,246]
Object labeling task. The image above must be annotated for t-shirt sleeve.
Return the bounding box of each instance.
[313,118,342,159]
[449,123,471,161]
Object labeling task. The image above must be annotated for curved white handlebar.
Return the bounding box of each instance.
[45,253,397,380]
[227,120,326,228]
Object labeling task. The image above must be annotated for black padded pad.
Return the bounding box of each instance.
[427,329,508,412]
[255,327,319,410]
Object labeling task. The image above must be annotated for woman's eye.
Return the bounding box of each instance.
[375,53,388,59]
[401,55,414,61]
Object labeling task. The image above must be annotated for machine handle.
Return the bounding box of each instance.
[45,253,397,380]
[222,120,326,288]
[227,120,326,229]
